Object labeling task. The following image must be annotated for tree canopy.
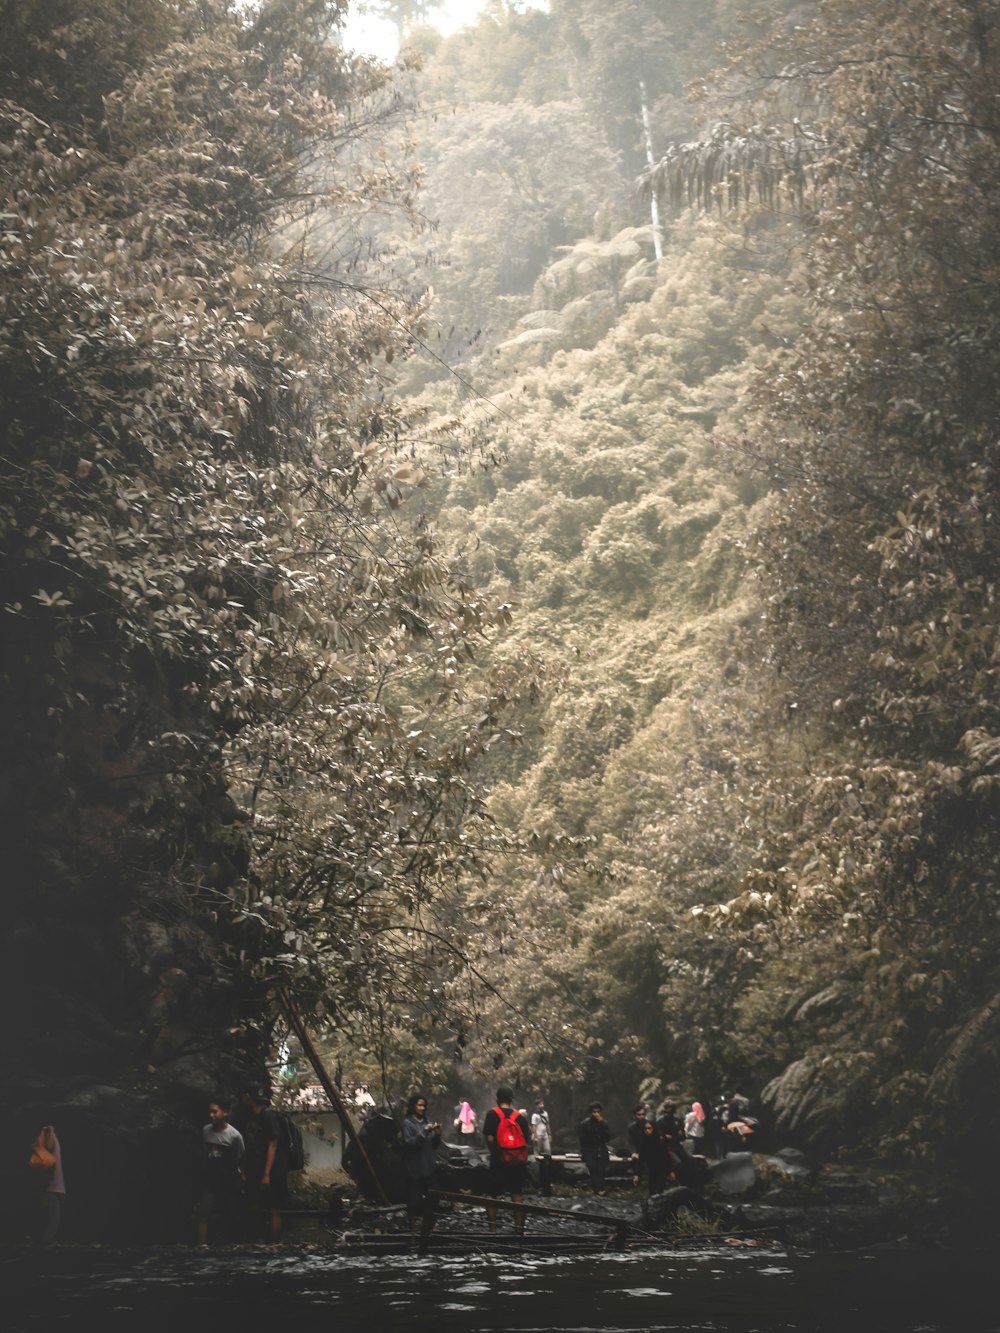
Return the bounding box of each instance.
[5,0,1000,1236]
[0,0,526,1140]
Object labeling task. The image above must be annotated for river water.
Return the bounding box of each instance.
[6,1243,994,1333]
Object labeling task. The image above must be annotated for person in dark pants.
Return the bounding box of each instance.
[626,1104,648,1186]
[635,1117,670,1194]
[401,1093,442,1231]
[195,1098,245,1246]
[29,1125,65,1245]
[707,1096,727,1159]
[240,1088,288,1243]
[577,1101,612,1195]
[656,1098,703,1187]
[483,1086,531,1233]
[530,1099,554,1197]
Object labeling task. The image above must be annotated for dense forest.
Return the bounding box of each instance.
[3,0,999,1238]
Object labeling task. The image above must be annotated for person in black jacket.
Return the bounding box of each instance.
[240,1088,289,1243]
[656,1098,707,1191]
[626,1104,647,1186]
[576,1102,612,1195]
[633,1116,669,1194]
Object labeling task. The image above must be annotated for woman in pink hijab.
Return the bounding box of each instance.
[684,1101,706,1155]
[454,1100,478,1144]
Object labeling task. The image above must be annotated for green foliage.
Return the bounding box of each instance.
[669,0,1000,1164]
[408,186,792,1105]
[0,0,528,1094]
[360,0,441,40]
[11,0,994,1191]
[552,0,727,170]
[385,0,1000,1179]
[421,2,563,107]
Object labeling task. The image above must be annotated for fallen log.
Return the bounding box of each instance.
[421,1189,631,1254]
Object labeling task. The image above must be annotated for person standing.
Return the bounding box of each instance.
[655,1099,686,1159]
[29,1125,65,1245]
[729,1087,751,1125]
[353,1084,376,1121]
[707,1096,727,1159]
[636,1117,669,1194]
[723,1088,755,1154]
[626,1103,648,1183]
[195,1098,245,1246]
[576,1102,611,1196]
[530,1099,553,1197]
[454,1099,478,1145]
[483,1086,531,1233]
[684,1101,707,1155]
[240,1087,288,1243]
[401,1094,442,1231]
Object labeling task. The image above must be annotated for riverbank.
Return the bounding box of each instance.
[198,1150,997,1254]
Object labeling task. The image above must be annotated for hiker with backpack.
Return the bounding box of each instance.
[483,1085,531,1234]
[240,1087,290,1242]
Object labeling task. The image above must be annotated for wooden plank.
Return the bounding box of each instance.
[340,1234,614,1254]
[427,1189,629,1231]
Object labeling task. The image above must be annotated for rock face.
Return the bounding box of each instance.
[494,226,661,370]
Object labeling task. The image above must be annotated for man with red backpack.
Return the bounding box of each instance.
[483,1085,531,1234]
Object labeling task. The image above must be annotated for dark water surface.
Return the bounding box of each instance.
[5,1243,995,1333]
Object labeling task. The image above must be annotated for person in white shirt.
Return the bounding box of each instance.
[530,1099,553,1197]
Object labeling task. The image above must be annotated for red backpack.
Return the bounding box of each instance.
[493,1107,529,1164]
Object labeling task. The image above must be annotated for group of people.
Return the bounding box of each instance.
[580,1097,712,1196]
[712,1087,756,1156]
[400,1084,756,1228]
[402,1085,539,1232]
[28,1081,755,1245]
[448,1096,554,1187]
[567,1087,758,1198]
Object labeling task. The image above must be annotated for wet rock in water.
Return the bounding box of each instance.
[772,1146,816,1169]
[643,1186,699,1227]
[709,1153,758,1195]
[435,1144,490,1195]
[762,1147,818,1180]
